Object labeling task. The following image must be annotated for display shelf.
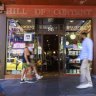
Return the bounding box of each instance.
[66,48,81,71]
[68,49,80,60]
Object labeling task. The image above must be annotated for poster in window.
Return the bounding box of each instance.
[24,33,32,41]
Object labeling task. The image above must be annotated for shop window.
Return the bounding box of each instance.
[6,18,37,75]
[65,19,92,74]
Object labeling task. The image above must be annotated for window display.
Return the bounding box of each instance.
[6,19,35,74]
[7,58,22,71]
[65,19,92,74]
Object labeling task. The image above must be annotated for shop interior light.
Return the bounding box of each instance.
[53,51,56,54]
[70,20,74,23]
[66,41,69,45]
[82,20,85,23]
[70,33,76,40]
[27,19,32,23]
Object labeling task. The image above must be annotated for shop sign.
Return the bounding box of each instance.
[6,5,96,18]
[24,33,32,41]
[13,43,25,48]
[66,26,80,31]
[0,4,4,13]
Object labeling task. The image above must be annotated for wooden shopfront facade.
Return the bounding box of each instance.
[0,3,96,78]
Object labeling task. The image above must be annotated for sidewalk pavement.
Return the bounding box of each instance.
[0,75,96,96]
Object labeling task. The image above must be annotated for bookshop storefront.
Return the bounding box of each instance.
[0,5,96,78]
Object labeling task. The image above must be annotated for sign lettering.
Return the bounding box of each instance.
[6,5,96,18]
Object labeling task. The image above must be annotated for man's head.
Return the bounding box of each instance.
[80,32,88,40]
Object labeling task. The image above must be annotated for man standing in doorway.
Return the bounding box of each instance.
[76,32,93,89]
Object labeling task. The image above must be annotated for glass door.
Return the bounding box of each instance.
[58,35,66,73]
[34,34,43,65]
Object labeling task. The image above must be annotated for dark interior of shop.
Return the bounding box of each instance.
[43,35,59,71]
[43,35,58,52]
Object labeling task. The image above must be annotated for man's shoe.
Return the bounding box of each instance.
[76,83,93,89]
[87,83,93,87]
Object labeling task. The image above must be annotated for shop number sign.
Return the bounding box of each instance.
[24,33,32,41]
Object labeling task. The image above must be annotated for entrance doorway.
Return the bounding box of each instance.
[43,35,59,72]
